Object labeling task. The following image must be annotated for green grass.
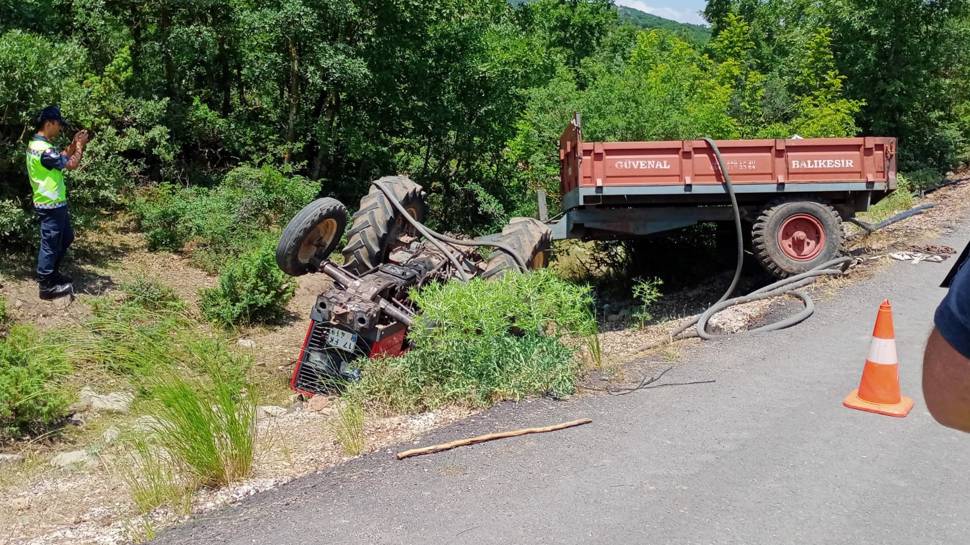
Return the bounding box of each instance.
[631,277,664,327]
[861,173,917,224]
[348,270,596,414]
[0,325,73,441]
[146,359,257,487]
[119,435,193,515]
[332,398,365,455]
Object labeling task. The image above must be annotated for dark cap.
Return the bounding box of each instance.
[36,105,68,127]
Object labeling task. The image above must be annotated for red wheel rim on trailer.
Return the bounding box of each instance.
[778,214,825,261]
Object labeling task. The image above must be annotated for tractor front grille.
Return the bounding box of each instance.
[291,320,368,396]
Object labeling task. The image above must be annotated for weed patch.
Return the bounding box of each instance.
[631,277,664,327]
[862,173,917,224]
[349,270,595,414]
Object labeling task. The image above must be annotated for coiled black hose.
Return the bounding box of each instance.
[671,139,851,339]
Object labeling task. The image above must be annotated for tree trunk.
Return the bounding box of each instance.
[284,39,300,164]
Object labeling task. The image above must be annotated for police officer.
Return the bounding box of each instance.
[26,106,89,300]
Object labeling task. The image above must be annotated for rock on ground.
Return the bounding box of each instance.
[50,450,96,470]
[72,386,134,414]
[0,453,24,465]
[257,406,287,419]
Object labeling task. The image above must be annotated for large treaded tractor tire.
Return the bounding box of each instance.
[752,200,843,278]
[341,176,425,275]
[482,218,552,280]
[276,198,349,276]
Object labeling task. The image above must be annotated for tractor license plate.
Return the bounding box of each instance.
[325,327,357,352]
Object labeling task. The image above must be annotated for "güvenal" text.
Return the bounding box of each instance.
[614,160,671,169]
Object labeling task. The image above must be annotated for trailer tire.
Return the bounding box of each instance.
[482,218,552,279]
[753,200,843,278]
[276,198,349,276]
[342,176,425,274]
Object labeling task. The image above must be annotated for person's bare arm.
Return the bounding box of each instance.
[64,130,89,170]
[924,328,970,432]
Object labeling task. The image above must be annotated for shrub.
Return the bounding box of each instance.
[862,173,916,224]
[0,294,7,326]
[132,165,318,267]
[200,242,296,327]
[0,325,72,441]
[0,199,34,249]
[350,270,596,413]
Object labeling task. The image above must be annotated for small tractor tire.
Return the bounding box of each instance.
[482,218,552,279]
[276,198,349,276]
[752,200,843,278]
[342,176,425,274]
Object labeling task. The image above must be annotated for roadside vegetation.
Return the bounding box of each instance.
[349,271,597,415]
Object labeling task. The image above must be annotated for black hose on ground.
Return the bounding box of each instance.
[846,203,935,233]
[371,180,529,277]
[670,139,852,340]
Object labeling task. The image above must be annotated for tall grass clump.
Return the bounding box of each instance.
[350,270,596,413]
[119,435,193,515]
[332,397,365,455]
[146,357,257,487]
[0,325,72,441]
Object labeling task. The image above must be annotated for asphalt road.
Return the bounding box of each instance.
[156,224,970,545]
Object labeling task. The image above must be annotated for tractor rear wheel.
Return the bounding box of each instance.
[276,198,349,276]
[752,200,843,278]
[341,176,425,274]
[481,218,552,279]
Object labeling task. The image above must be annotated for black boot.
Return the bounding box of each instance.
[53,272,73,284]
[39,279,73,300]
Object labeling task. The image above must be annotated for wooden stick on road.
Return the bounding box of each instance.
[396,418,592,460]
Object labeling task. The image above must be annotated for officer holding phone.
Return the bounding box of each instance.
[25,105,89,300]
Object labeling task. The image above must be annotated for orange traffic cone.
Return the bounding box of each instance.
[843,299,914,417]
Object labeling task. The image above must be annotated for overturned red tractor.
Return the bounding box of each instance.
[277,115,897,395]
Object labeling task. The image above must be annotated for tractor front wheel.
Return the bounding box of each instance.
[276,198,349,276]
[752,200,843,278]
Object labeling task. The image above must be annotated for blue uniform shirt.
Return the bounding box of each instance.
[936,247,970,358]
[34,135,69,170]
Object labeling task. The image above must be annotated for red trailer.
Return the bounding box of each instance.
[547,114,897,277]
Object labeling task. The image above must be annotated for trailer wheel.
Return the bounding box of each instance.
[276,198,349,276]
[342,176,425,274]
[752,200,843,278]
[482,218,552,279]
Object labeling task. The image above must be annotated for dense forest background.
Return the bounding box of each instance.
[2,0,969,247]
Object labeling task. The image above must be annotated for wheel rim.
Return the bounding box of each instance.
[778,214,825,261]
[298,218,338,263]
[529,250,547,270]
